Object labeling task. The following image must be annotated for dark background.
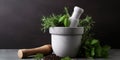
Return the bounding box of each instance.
[0,0,120,49]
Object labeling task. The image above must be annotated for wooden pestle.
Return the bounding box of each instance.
[17,44,52,59]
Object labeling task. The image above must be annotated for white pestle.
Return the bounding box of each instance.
[69,6,84,27]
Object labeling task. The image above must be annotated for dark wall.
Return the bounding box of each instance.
[0,0,120,48]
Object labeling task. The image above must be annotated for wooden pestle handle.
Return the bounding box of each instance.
[18,44,52,59]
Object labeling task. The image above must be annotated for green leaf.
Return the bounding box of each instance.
[64,7,70,17]
[91,39,99,45]
[84,16,92,22]
[34,53,44,60]
[61,56,71,60]
[59,15,66,22]
[64,18,70,27]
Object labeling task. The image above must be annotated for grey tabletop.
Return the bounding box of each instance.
[0,49,120,60]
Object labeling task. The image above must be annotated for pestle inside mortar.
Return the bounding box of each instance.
[69,6,84,27]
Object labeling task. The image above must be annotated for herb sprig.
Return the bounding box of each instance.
[34,53,44,60]
[41,7,70,32]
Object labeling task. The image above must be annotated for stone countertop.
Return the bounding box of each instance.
[0,49,120,60]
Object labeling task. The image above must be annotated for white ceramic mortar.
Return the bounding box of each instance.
[49,27,84,57]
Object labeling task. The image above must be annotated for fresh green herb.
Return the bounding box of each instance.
[63,15,70,27]
[78,16,111,58]
[41,14,62,32]
[34,53,44,60]
[61,56,71,60]
[41,7,70,32]
[64,7,70,17]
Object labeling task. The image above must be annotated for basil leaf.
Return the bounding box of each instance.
[59,15,66,22]
[64,18,70,27]
[91,39,99,45]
